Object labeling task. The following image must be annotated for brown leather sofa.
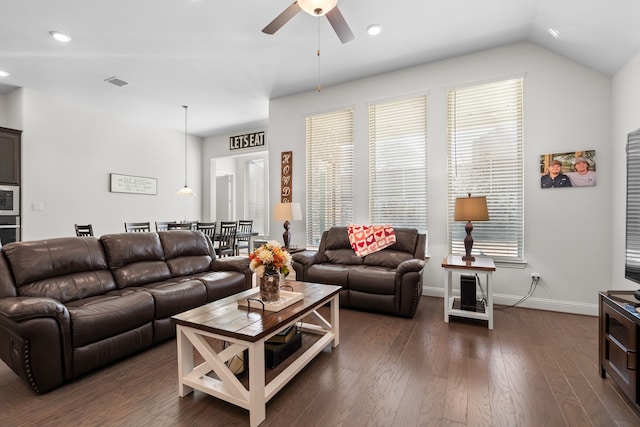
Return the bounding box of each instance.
[0,230,251,393]
[292,226,426,318]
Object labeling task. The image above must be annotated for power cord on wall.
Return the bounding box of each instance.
[496,275,540,310]
[475,273,487,306]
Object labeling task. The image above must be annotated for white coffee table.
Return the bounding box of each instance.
[172,281,341,427]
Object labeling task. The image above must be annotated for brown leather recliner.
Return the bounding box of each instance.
[292,226,426,318]
[0,230,251,393]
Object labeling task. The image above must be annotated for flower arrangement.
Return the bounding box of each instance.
[249,240,293,278]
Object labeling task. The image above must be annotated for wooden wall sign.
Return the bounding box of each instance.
[229,131,265,151]
[281,151,292,203]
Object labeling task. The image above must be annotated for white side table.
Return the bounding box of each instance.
[442,255,496,329]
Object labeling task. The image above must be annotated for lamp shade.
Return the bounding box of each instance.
[297,0,337,16]
[273,202,302,221]
[454,195,489,222]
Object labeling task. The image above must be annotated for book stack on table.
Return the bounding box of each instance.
[265,324,302,369]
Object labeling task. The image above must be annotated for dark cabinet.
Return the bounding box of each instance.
[0,127,21,184]
[600,291,640,405]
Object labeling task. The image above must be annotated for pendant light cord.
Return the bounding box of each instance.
[183,105,188,186]
[317,20,321,92]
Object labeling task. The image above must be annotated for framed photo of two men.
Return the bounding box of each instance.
[540,149,596,189]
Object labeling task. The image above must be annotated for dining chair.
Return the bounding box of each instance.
[216,221,237,257]
[155,221,172,231]
[196,222,217,243]
[124,222,151,232]
[74,224,94,237]
[168,222,191,230]
[235,220,253,255]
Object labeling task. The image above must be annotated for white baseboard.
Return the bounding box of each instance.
[422,286,598,317]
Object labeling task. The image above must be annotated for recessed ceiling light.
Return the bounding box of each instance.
[0,70,9,78]
[367,24,382,36]
[50,31,72,42]
[547,28,561,40]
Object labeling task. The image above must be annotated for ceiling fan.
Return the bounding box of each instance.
[262,0,355,44]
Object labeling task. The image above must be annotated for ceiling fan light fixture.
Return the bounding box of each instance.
[297,0,337,16]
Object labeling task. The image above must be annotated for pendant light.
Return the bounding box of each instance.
[177,105,195,196]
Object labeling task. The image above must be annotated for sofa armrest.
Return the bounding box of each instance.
[0,296,70,323]
[0,297,72,393]
[396,258,425,276]
[210,256,251,273]
[291,251,325,282]
[395,259,425,318]
[292,251,324,268]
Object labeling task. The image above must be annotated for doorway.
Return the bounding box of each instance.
[216,175,232,220]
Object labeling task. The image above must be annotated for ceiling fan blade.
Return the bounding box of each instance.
[262,2,302,35]
[325,6,355,44]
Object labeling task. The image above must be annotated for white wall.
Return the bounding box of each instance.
[1,88,202,239]
[266,42,612,315]
[1,41,618,315]
[612,52,640,290]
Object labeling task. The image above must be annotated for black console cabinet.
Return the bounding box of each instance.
[599,291,640,405]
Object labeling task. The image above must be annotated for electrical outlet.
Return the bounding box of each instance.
[531,273,541,282]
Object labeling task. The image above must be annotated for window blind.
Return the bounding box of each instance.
[626,129,640,282]
[305,109,354,246]
[369,96,428,232]
[447,78,524,261]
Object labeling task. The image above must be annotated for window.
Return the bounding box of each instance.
[369,96,428,232]
[305,109,354,246]
[447,77,524,262]
[625,129,640,284]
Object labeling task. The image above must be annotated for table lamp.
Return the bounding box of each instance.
[454,194,489,261]
[273,202,302,248]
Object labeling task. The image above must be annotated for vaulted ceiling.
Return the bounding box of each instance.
[1,0,638,136]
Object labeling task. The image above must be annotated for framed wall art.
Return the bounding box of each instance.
[539,149,596,189]
[110,173,157,195]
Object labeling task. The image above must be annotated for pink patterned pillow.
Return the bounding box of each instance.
[347,224,396,257]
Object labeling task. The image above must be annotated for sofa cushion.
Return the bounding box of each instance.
[348,266,396,294]
[195,271,249,301]
[324,227,352,250]
[139,278,207,318]
[65,289,155,348]
[101,233,165,269]
[158,231,214,277]
[3,237,116,302]
[101,233,171,288]
[385,228,419,254]
[17,271,118,303]
[306,264,352,287]
[0,252,17,298]
[363,250,413,269]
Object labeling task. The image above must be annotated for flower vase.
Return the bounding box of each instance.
[259,270,280,302]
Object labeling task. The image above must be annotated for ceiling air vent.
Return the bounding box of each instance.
[104,76,128,87]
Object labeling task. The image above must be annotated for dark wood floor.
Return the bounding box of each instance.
[2,296,640,426]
